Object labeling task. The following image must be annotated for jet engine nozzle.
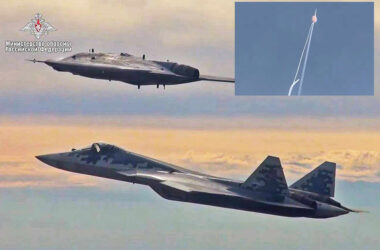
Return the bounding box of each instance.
[170,63,200,78]
[314,201,349,218]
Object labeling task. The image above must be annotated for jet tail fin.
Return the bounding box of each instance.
[290,161,336,197]
[199,75,235,83]
[242,156,288,196]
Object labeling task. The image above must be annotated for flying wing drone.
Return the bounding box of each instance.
[28,51,234,89]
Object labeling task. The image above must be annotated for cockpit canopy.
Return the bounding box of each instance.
[89,142,114,153]
[72,142,120,153]
[92,143,101,152]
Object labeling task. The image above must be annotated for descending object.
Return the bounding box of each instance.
[36,142,361,218]
[27,52,234,89]
[288,9,317,96]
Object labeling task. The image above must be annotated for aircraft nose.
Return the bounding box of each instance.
[44,59,66,72]
[44,59,57,66]
[35,153,61,167]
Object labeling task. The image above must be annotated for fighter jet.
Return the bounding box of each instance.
[28,51,234,89]
[36,142,361,218]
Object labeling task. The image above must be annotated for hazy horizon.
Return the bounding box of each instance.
[0,0,379,249]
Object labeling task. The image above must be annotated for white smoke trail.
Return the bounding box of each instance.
[288,9,317,96]
[297,22,315,96]
[288,24,312,96]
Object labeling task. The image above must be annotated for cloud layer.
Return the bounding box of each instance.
[0,117,379,188]
[176,149,380,182]
[0,160,97,188]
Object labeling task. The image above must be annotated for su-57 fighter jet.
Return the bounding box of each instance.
[36,142,361,218]
[28,51,234,89]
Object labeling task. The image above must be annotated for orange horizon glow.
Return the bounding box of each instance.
[0,116,379,188]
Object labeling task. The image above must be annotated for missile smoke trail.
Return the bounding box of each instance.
[288,9,317,96]
[298,16,315,96]
[288,25,312,96]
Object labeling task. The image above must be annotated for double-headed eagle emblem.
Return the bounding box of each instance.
[21,13,56,39]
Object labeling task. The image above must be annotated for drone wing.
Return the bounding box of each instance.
[199,75,235,83]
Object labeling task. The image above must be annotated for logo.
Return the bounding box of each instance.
[21,13,56,39]
[5,13,71,53]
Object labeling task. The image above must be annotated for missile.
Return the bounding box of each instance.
[312,8,318,23]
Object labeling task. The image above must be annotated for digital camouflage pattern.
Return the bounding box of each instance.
[241,156,288,196]
[36,142,357,219]
[290,162,335,197]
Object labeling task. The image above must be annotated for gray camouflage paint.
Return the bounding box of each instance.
[36,142,354,219]
[290,162,335,197]
[29,52,234,87]
[242,156,288,196]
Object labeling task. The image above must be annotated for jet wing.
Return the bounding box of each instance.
[120,151,215,177]
[159,179,314,210]
[160,180,194,192]
[117,64,180,76]
[159,180,229,195]
[199,75,235,83]
[63,58,171,74]
[86,63,157,73]
[118,167,313,211]
[118,60,177,75]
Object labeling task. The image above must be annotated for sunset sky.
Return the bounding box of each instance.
[0,0,379,249]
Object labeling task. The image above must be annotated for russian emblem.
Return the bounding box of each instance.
[21,13,56,39]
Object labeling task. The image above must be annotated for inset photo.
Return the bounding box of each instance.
[235,2,374,96]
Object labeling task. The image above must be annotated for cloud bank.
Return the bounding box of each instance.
[0,118,379,188]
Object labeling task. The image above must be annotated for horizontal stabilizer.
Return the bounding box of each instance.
[290,161,336,197]
[199,75,235,83]
[242,156,288,196]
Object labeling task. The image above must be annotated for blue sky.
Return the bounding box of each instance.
[236,2,374,95]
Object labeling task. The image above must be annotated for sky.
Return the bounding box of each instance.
[0,119,379,249]
[0,0,379,249]
[236,2,374,95]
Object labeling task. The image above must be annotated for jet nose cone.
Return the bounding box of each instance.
[44,59,66,71]
[44,59,57,66]
[35,153,60,167]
